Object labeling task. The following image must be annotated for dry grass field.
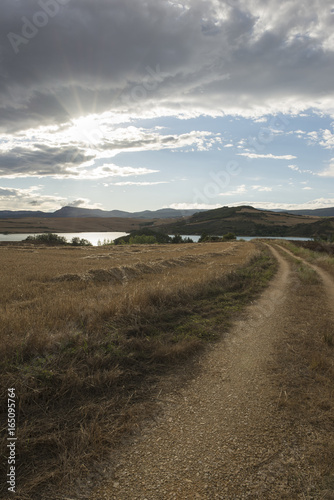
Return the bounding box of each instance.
[0,241,253,355]
[0,240,278,499]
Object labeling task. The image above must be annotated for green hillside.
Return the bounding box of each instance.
[156,205,334,238]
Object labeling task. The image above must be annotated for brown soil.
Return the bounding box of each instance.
[85,245,334,500]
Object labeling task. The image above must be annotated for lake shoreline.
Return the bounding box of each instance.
[0,232,313,246]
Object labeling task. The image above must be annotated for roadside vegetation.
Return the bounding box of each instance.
[277,239,334,277]
[0,241,276,499]
[270,243,334,494]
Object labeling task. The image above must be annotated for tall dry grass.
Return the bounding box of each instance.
[0,241,277,499]
[0,242,248,360]
[278,240,334,277]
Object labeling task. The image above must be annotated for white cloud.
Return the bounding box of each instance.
[319,129,334,149]
[251,185,273,192]
[219,184,273,197]
[220,185,247,196]
[305,129,334,149]
[287,164,315,175]
[288,164,300,171]
[253,117,267,123]
[238,153,297,160]
[67,199,103,209]
[110,181,169,186]
[0,186,65,211]
[317,159,334,177]
[169,203,221,210]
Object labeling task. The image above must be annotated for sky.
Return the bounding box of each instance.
[0,0,334,213]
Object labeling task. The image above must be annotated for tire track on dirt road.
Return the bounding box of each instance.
[88,246,331,500]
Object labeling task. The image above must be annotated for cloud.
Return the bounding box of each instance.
[67,198,103,209]
[220,184,247,196]
[287,164,315,175]
[238,153,297,160]
[0,125,218,178]
[169,202,221,210]
[318,159,334,177]
[220,184,273,196]
[0,141,158,178]
[319,129,334,149]
[251,185,272,192]
[110,181,169,186]
[1,0,334,134]
[85,165,158,180]
[0,185,65,211]
[306,129,334,149]
[288,164,300,171]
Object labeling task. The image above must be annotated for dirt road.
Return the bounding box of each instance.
[89,245,334,499]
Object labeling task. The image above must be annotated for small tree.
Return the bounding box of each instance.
[129,235,157,244]
[198,233,208,242]
[222,232,236,241]
[25,233,67,245]
[171,234,183,244]
[71,237,92,246]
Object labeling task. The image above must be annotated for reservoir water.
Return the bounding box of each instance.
[0,232,128,246]
[0,232,313,245]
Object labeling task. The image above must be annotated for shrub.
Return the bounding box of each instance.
[114,229,171,245]
[25,233,68,245]
[171,234,183,244]
[222,232,237,241]
[71,237,92,246]
[129,235,157,244]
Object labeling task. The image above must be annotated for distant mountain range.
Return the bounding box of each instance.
[0,206,204,219]
[279,207,334,217]
[1,205,334,220]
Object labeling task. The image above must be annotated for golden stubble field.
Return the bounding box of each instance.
[1,240,270,499]
[0,241,256,360]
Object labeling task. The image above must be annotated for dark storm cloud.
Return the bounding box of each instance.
[0,143,94,177]
[0,0,334,133]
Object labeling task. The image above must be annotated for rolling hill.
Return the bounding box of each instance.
[156,205,334,238]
